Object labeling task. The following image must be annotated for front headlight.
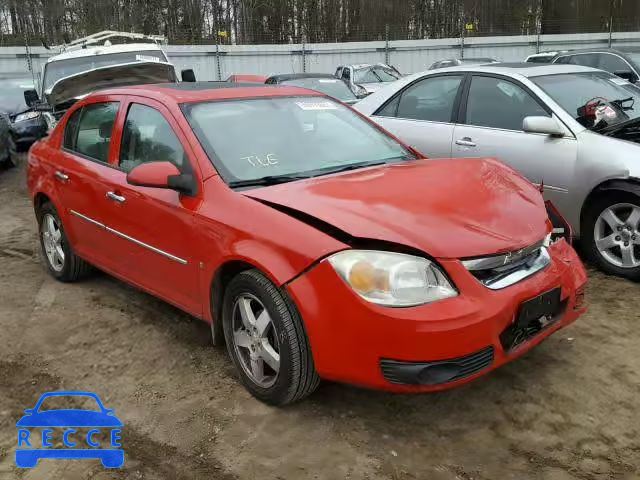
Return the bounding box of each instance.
[327,250,457,307]
[355,85,369,97]
[13,111,40,123]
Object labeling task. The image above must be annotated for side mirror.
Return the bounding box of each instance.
[181,69,196,82]
[613,70,638,83]
[127,161,182,189]
[24,89,40,108]
[523,116,565,137]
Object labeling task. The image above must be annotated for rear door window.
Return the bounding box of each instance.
[73,102,119,163]
[394,75,463,122]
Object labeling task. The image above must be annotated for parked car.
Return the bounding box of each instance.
[23,31,191,123]
[227,74,268,83]
[525,51,568,64]
[552,47,640,83]
[265,73,358,104]
[429,57,498,69]
[0,76,48,149]
[28,82,586,405]
[355,63,640,279]
[335,63,401,98]
[0,112,16,168]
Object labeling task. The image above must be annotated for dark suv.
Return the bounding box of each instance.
[552,47,640,83]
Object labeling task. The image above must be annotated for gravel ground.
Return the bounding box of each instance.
[0,156,638,480]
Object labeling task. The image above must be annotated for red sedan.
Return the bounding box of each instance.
[27,83,587,405]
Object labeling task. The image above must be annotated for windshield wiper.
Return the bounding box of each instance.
[228,173,312,188]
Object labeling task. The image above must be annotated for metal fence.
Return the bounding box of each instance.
[2,30,640,83]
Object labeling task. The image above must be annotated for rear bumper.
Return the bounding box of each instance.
[286,239,587,392]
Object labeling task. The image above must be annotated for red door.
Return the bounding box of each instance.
[50,100,122,269]
[96,97,203,316]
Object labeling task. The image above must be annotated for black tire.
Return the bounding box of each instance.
[222,269,320,405]
[582,190,640,280]
[37,202,92,282]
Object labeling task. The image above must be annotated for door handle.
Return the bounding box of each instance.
[54,171,69,183]
[455,137,477,147]
[106,191,126,204]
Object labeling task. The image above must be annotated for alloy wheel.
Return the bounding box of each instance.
[594,202,640,268]
[231,293,280,388]
[42,213,65,272]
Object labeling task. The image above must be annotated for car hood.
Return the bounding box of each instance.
[16,409,123,427]
[243,158,549,259]
[46,61,177,107]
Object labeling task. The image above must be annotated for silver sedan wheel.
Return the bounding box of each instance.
[594,202,640,268]
[231,294,280,388]
[42,213,65,272]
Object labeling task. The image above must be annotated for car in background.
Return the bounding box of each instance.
[429,57,498,69]
[27,82,586,405]
[335,63,401,98]
[0,112,16,168]
[265,73,358,104]
[0,76,48,150]
[355,63,640,279]
[227,74,268,83]
[23,31,191,123]
[525,51,568,64]
[552,47,640,83]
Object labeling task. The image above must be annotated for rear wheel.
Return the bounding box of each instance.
[583,191,640,280]
[222,269,320,405]
[38,202,92,282]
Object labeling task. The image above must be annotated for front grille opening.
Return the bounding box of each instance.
[471,249,541,285]
[380,346,494,385]
[500,299,568,353]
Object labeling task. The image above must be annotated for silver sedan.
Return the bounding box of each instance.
[355,63,640,280]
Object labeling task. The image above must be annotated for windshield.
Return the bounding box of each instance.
[281,78,357,102]
[184,96,413,185]
[43,49,167,91]
[0,78,34,113]
[532,72,640,123]
[353,66,400,84]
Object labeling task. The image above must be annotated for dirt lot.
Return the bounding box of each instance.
[0,157,638,480]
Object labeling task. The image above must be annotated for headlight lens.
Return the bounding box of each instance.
[355,85,369,97]
[327,250,457,307]
[13,111,40,123]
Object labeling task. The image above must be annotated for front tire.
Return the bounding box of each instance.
[38,202,92,282]
[222,269,320,405]
[582,191,640,280]
[6,135,17,168]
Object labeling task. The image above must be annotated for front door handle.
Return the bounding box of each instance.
[455,137,477,147]
[54,171,69,183]
[106,191,126,204]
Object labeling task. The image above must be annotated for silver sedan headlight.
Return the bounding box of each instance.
[327,250,457,307]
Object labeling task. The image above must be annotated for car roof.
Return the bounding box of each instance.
[93,82,325,104]
[268,73,336,82]
[427,62,604,77]
[48,43,164,63]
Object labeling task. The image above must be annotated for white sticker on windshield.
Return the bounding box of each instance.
[318,79,338,83]
[295,101,338,111]
[136,54,161,63]
[610,77,631,86]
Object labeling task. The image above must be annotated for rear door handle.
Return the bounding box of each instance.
[106,191,126,204]
[455,137,477,147]
[54,171,69,183]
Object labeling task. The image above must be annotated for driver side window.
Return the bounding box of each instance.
[119,104,188,174]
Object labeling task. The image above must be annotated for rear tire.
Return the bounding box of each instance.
[6,135,17,168]
[37,202,92,282]
[222,269,320,405]
[582,191,640,280]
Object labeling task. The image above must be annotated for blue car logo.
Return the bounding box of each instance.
[16,391,123,468]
